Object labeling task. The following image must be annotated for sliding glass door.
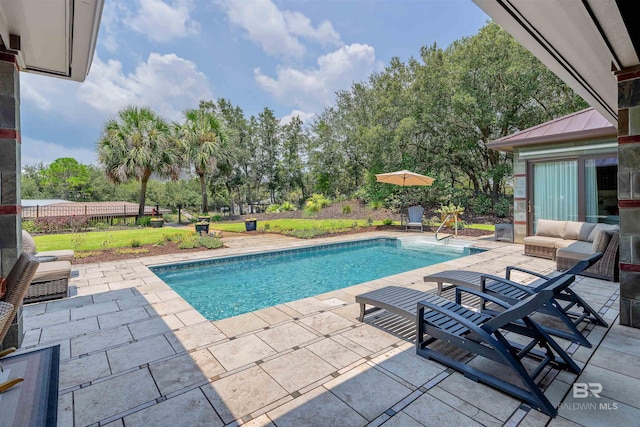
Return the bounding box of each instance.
[529,155,618,234]
[532,160,577,233]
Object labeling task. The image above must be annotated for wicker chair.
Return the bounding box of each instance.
[556,232,619,282]
[0,253,40,392]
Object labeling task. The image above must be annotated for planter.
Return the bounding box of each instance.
[150,219,164,228]
[440,214,458,228]
[244,220,257,231]
[195,223,209,234]
[197,216,211,223]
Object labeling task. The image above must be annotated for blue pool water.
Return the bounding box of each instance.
[151,238,475,320]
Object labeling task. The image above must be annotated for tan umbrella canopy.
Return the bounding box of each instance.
[375,170,435,186]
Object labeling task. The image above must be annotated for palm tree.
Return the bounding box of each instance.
[179,107,231,213]
[97,106,180,217]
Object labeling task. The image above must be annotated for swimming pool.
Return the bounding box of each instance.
[151,238,481,320]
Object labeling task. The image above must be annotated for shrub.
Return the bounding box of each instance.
[130,239,141,248]
[342,205,353,214]
[280,201,295,211]
[137,216,152,226]
[75,250,103,259]
[266,204,281,213]
[284,228,328,238]
[22,220,37,234]
[470,194,493,216]
[33,215,91,233]
[367,217,374,226]
[211,214,222,222]
[495,196,513,218]
[304,193,331,215]
[197,236,224,249]
[435,203,465,217]
[177,234,199,249]
[263,223,271,230]
[368,200,384,210]
[382,218,393,226]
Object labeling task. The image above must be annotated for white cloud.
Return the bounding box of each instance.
[279,110,315,125]
[217,0,341,58]
[129,0,200,43]
[21,137,97,167]
[255,44,377,111]
[21,53,212,123]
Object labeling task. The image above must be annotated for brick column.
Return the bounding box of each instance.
[0,52,23,348]
[617,69,640,328]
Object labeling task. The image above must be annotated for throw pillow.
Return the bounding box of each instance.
[577,223,597,241]
[22,230,37,254]
[562,221,583,240]
[587,223,619,243]
[592,230,613,254]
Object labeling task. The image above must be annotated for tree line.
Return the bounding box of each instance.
[24,22,587,217]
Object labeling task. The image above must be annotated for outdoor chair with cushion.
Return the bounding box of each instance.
[355,277,581,416]
[22,230,74,263]
[25,260,72,303]
[405,205,424,232]
[422,253,605,347]
[0,253,40,392]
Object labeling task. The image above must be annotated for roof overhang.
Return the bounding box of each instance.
[472,0,640,127]
[0,0,104,82]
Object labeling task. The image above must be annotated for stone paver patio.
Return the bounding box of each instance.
[18,231,639,426]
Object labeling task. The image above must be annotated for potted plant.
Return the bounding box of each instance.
[197,214,211,223]
[150,217,164,228]
[244,218,257,231]
[435,203,465,227]
[195,221,210,234]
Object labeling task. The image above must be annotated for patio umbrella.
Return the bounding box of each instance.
[375,169,435,187]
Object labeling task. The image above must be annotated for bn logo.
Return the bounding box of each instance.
[573,383,602,398]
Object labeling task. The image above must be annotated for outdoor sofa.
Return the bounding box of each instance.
[523,219,619,281]
[21,230,73,303]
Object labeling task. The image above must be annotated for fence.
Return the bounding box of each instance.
[22,203,165,232]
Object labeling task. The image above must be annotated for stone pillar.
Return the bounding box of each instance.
[0,52,23,348]
[617,68,640,328]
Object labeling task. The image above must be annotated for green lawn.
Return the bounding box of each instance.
[34,228,193,251]
[32,219,494,251]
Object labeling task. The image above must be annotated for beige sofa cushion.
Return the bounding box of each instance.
[562,221,584,240]
[536,219,567,238]
[32,261,71,283]
[554,239,577,249]
[523,235,561,248]
[37,250,74,263]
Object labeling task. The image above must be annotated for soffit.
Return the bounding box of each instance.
[473,0,640,127]
[0,0,103,82]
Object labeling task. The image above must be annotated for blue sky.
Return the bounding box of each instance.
[19,0,488,167]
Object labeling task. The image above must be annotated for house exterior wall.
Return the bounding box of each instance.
[617,69,640,328]
[511,141,617,244]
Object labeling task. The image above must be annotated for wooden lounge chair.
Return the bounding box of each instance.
[405,206,424,232]
[355,279,581,416]
[0,253,40,392]
[416,280,580,417]
[422,253,605,347]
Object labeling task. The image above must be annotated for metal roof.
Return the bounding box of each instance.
[487,108,617,152]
